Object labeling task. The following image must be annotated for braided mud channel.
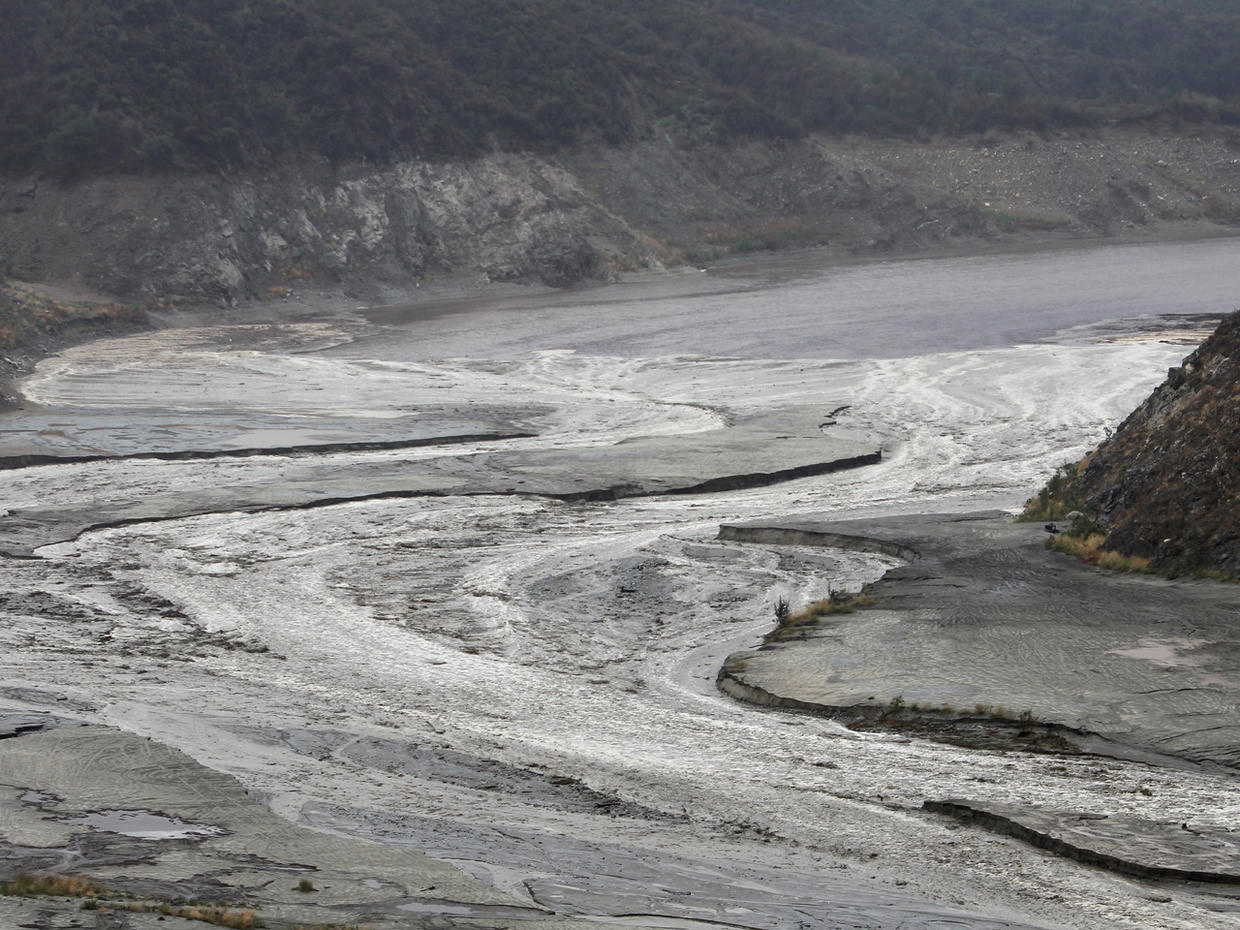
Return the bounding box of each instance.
[2,239,1240,929]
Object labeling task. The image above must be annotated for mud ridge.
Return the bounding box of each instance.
[715,666,1091,757]
[717,522,917,561]
[0,430,535,471]
[924,799,1240,884]
[556,452,883,502]
[2,452,884,557]
[3,488,492,559]
[712,512,1240,770]
[667,452,883,496]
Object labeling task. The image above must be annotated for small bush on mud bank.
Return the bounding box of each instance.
[764,591,876,642]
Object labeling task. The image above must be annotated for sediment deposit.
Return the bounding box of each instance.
[2,243,1239,929]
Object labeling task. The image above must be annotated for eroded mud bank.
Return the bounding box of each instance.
[717,512,1240,769]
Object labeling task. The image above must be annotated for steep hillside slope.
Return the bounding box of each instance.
[4,0,1240,178]
[0,155,651,300]
[3,127,1238,303]
[5,1,1240,303]
[1061,310,1240,574]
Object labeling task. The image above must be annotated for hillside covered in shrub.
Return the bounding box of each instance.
[4,0,1240,179]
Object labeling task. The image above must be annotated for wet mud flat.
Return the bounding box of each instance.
[6,245,1240,929]
[0,723,584,930]
[0,406,537,468]
[0,405,878,556]
[0,319,544,468]
[0,722,1068,930]
[718,511,1240,882]
[718,511,1240,768]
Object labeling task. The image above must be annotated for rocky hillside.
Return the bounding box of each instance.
[2,126,1239,304]
[0,155,651,302]
[1057,310,1240,575]
[4,1,1240,305]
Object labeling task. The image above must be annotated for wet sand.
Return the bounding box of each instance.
[0,723,612,930]
[0,402,878,556]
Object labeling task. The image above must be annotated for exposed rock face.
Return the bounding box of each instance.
[566,128,1240,257]
[2,127,1238,305]
[1074,310,1240,573]
[0,154,650,302]
[564,136,992,255]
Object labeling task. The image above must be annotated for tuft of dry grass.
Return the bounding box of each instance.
[2,872,261,929]
[764,592,876,642]
[1045,533,1152,572]
[3,873,113,898]
[1019,458,1091,522]
[149,904,259,928]
[113,901,260,928]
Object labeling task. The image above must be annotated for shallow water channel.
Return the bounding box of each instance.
[3,239,1240,929]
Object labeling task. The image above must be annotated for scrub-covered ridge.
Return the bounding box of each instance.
[7,0,1240,178]
[1033,309,1240,574]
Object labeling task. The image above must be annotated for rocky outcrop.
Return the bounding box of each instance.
[0,154,653,303]
[1,127,1238,305]
[1072,310,1240,574]
[564,136,992,256]
[567,128,1240,257]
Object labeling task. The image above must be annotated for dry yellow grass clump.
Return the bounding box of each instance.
[2,872,261,928]
[765,592,876,642]
[1045,533,1152,572]
[2,873,113,898]
[147,903,259,928]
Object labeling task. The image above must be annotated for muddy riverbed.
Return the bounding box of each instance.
[2,239,1240,929]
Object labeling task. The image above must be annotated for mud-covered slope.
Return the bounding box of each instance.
[1071,310,1240,574]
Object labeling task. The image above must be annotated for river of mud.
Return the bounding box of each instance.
[2,239,1240,929]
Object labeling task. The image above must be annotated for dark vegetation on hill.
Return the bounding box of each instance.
[4,0,1240,179]
[1027,311,1240,576]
